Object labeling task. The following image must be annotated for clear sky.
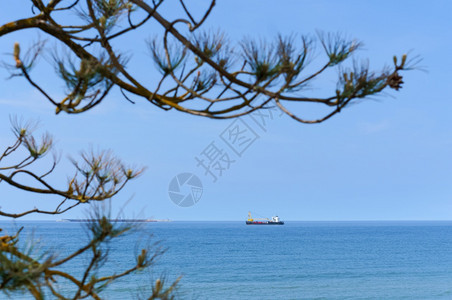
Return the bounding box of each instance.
[0,1,451,221]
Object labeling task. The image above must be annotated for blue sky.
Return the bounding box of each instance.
[0,1,451,221]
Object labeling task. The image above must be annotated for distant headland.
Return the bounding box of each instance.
[58,219,171,223]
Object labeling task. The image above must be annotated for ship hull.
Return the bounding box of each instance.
[246,221,284,225]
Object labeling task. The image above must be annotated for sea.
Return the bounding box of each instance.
[1,221,452,299]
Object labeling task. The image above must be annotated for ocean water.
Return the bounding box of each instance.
[2,221,452,299]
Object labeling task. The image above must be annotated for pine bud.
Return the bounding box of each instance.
[401,54,407,67]
[343,73,348,82]
[79,60,88,76]
[99,16,106,28]
[13,42,20,58]
[14,42,22,68]
[155,279,162,290]
[67,179,75,195]
[137,249,147,267]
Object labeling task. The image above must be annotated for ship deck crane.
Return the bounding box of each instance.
[247,211,269,222]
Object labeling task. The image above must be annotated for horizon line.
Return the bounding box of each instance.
[1,219,452,222]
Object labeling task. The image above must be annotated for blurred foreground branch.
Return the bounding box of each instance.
[0,119,178,299]
[0,0,419,123]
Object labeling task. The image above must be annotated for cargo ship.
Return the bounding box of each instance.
[246,212,284,225]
